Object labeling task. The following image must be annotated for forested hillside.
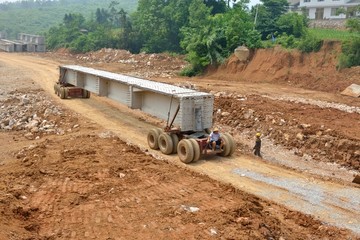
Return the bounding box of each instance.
[0,0,137,38]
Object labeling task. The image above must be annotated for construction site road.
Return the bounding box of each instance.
[1,52,359,237]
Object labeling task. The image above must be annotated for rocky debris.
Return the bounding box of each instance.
[0,90,78,139]
[175,81,198,90]
[265,95,360,114]
[213,93,360,171]
[51,48,189,78]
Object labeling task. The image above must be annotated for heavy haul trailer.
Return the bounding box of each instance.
[54,65,235,163]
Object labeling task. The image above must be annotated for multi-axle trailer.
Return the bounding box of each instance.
[54,65,235,163]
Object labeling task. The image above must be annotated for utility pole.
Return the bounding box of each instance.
[253,4,259,30]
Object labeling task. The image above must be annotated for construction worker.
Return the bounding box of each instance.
[207,127,224,151]
[253,132,262,157]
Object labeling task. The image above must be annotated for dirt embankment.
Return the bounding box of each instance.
[208,41,360,93]
[213,94,360,171]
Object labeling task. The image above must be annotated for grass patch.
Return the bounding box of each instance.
[308,28,359,41]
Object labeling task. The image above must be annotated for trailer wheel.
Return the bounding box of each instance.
[54,83,59,94]
[219,134,231,157]
[170,133,179,154]
[177,139,194,163]
[64,88,69,99]
[188,138,201,162]
[56,85,61,96]
[147,128,161,150]
[83,90,90,98]
[158,133,173,155]
[223,133,235,156]
[59,87,66,99]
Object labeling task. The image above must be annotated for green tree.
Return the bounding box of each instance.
[204,0,227,14]
[220,4,261,50]
[276,12,307,38]
[181,0,260,75]
[339,7,360,69]
[95,8,110,25]
[132,0,171,52]
[253,0,289,39]
[46,13,86,50]
[162,0,193,53]
[180,0,213,73]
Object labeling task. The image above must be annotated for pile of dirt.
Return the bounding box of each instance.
[0,89,80,139]
[213,93,360,171]
[51,48,188,78]
[208,41,360,94]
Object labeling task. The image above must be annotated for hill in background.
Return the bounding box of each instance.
[0,0,138,39]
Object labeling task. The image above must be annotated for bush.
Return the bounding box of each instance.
[297,32,322,53]
[338,36,360,69]
[276,12,308,38]
[274,33,298,49]
[179,66,199,77]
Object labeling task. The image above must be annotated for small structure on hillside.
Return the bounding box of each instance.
[0,32,46,52]
[341,84,360,98]
[234,45,250,62]
[0,31,7,39]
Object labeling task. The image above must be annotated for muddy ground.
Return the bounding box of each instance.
[0,42,360,240]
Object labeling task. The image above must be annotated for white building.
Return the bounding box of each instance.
[299,0,360,19]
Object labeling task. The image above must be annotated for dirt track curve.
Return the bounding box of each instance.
[1,52,360,236]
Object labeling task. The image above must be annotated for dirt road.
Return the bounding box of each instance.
[1,52,360,239]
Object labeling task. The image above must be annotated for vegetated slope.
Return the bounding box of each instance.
[0,0,138,38]
[209,41,360,94]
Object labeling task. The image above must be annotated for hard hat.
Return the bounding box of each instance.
[256,132,261,137]
[213,127,219,132]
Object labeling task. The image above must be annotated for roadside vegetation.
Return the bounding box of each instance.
[309,28,358,41]
[338,17,360,69]
[1,0,359,74]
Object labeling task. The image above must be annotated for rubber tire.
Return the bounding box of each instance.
[177,139,194,164]
[83,90,90,98]
[54,83,58,94]
[147,128,161,150]
[170,133,179,154]
[223,133,235,156]
[204,128,211,134]
[188,138,201,162]
[60,87,66,99]
[158,133,173,155]
[219,134,231,157]
[57,85,61,96]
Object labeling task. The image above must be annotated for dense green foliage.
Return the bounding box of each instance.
[0,0,137,38]
[297,32,322,52]
[45,1,139,53]
[276,12,307,38]
[338,10,360,69]
[180,2,262,75]
[252,0,289,39]
[308,28,359,41]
